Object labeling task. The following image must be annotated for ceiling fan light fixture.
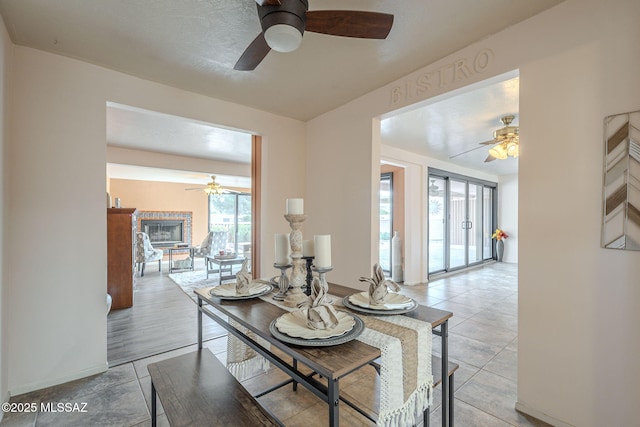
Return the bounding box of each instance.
[204,187,220,196]
[506,140,519,158]
[489,143,508,160]
[264,23,303,52]
[203,175,224,195]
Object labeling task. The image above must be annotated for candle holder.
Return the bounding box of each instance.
[302,256,314,296]
[272,263,291,301]
[283,214,309,307]
[311,266,333,303]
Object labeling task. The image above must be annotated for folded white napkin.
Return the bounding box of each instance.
[235,259,251,295]
[359,263,401,305]
[300,276,339,330]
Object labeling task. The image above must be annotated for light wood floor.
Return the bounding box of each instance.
[107,264,227,367]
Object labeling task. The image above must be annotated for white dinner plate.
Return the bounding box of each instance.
[209,282,270,298]
[348,291,414,310]
[275,309,355,340]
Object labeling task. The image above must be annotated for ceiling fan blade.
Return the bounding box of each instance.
[449,144,486,160]
[478,139,497,145]
[306,11,394,39]
[255,0,281,6]
[484,154,497,162]
[234,33,271,71]
[185,187,205,191]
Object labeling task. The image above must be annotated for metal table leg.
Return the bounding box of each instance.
[151,381,157,427]
[449,372,454,426]
[441,320,449,427]
[197,297,203,350]
[328,377,339,427]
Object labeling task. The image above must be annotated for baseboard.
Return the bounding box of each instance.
[515,401,574,427]
[9,362,108,397]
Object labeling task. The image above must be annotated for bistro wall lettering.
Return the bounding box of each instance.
[390,48,494,106]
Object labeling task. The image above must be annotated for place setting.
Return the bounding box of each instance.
[269,265,365,347]
[208,259,273,300]
[342,264,418,315]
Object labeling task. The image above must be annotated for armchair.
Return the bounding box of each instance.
[135,232,163,277]
[193,231,228,268]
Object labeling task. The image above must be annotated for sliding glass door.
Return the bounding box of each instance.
[449,179,467,269]
[468,183,484,264]
[209,193,252,255]
[428,169,497,275]
[428,177,446,272]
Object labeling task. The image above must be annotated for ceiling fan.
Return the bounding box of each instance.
[449,115,520,163]
[234,0,394,71]
[185,176,239,195]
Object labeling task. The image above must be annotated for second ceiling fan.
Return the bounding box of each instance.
[185,176,240,195]
[449,115,520,163]
[235,0,394,71]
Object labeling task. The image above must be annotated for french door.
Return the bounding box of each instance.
[428,169,496,275]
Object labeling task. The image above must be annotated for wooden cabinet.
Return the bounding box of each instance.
[107,208,138,310]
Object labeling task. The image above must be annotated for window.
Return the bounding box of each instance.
[208,193,251,254]
[379,173,393,273]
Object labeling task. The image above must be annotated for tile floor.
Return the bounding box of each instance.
[1,262,549,426]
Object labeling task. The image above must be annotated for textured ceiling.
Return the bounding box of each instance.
[0,0,563,122]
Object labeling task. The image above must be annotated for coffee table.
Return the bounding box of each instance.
[205,255,245,284]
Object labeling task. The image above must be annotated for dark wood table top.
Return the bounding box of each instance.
[194,281,452,380]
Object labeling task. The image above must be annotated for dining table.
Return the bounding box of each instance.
[194,281,454,427]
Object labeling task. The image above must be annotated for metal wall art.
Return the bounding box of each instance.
[602,110,640,250]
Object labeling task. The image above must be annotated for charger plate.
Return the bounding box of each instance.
[270,312,364,347]
[275,309,355,339]
[209,282,273,300]
[342,293,418,315]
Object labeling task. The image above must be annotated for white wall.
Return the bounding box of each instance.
[0,13,11,410]
[6,46,304,395]
[306,0,640,425]
[498,174,518,263]
[305,113,378,286]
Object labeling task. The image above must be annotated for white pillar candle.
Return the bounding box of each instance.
[285,198,304,215]
[275,233,291,265]
[313,235,331,268]
[302,239,314,257]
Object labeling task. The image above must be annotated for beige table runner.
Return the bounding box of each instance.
[226,292,433,427]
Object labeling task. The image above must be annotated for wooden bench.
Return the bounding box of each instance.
[148,350,283,427]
